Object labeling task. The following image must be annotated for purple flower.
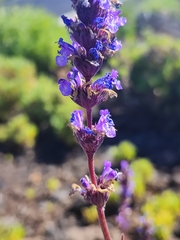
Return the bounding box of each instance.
[95,109,116,138]
[56,38,76,67]
[58,80,72,96]
[58,68,122,109]
[99,160,121,182]
[70,110,84,130]
[70,160,121,207]
[69,109,116,154]
[58,67,83,97]
[92,69,122,91]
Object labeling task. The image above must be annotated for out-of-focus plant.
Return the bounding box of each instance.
[108,0,180,116]
[0,222,25,240]
[0,55,36,121]
[46,177,61,192]
[142,190,180,240]
[81,205,98,224]
[108,181,121,204]
[0,55,78,150]
[131,158,154,199]
[0,6,69,72]
[44,201,55,213]
[25,187,36,200]
[0,114,37,148]
[111,140,137,162]
[111,140,155,199]
[131,32,180,101]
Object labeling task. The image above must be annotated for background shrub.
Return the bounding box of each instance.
[0,55,78,150]
[0,6,69,73]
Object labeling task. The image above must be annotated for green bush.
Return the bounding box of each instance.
[0,55,36,121]
[81,205,98,224]
[0,6,69,72]
[0,222,25,240]
[130,32,180,99]
[0,114,37,148]
[110,140,155,199]
[142,190,180,240]
[131,158,155,199]
[0,55,78,149]
[111,140,137,162]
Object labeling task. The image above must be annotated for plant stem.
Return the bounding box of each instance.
[97,207,112,240]
[87,153,112,240]
[86,107,92,129]
[87,153,97,186]
[86,107,112,240]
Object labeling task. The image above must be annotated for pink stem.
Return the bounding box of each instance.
[87,153,97,186]
[97,207,112,240]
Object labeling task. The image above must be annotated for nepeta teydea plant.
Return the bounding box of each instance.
[56,1,128,239]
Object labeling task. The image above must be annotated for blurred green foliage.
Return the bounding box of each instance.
[112,0,180,113]
[110,140,137,162]
[81,205,98,224]
[0,222,25,240]
[0,114,37,148]
[131,158,154,199]
[111,141,155,199]
[130,32,180,105]
[110,140,180,239]
[0,6,69,72]
[108,181,120,205]
[25,187,36,200]
[142,190,180,240]
[0,55,78,149]
[46,177,61,192]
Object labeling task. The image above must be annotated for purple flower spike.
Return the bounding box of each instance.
[57,0,126,78]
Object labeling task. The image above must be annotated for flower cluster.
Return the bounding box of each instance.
[70,109,116,154]
[57,0,126,110]
[58,67,122,109]
[56,0,126,80]
[70,161,122,207]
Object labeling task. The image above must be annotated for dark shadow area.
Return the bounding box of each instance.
[35,128,71,164]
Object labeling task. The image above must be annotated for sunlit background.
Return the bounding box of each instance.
[0,0,180,239]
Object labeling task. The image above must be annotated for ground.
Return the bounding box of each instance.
[0,148,180,240]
